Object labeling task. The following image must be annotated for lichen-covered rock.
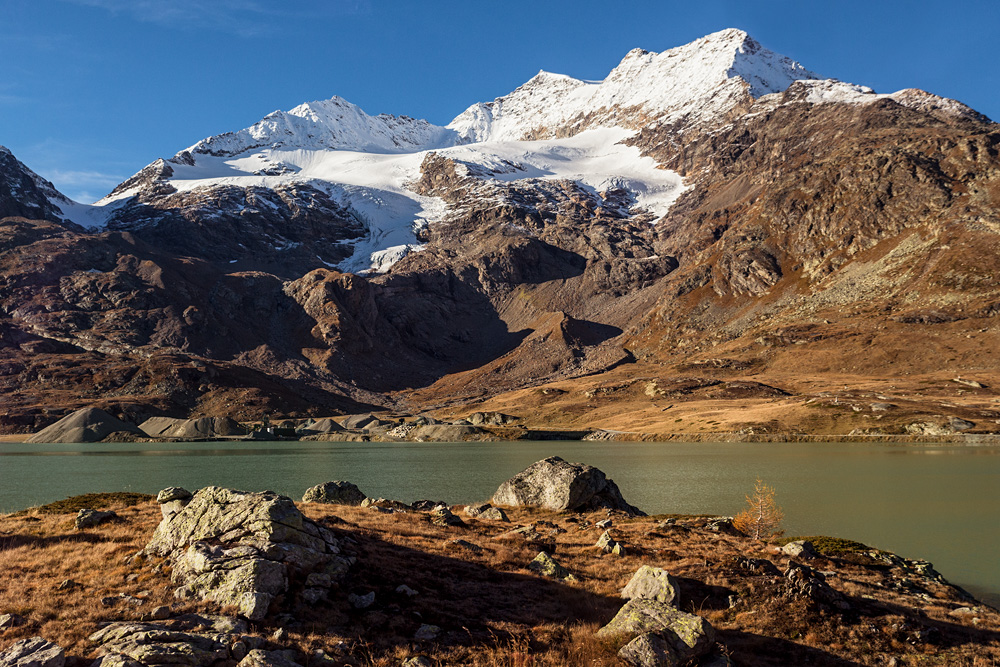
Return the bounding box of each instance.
[0,637,65,667]
[618,632,680,667]
[429,506,464,527]
[493,457,643,515]
[596,599,715,662]
[781,540,817,559]
[528,551,576,581]
[142,486,350,621]
[75,509,119,529]
[89,621,248,667]
[479,506,509,522]
[156,487,194,520]
[301,481,366,506]
[621,566,681,606]
[157,487,193,504]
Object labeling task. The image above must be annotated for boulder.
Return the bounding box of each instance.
[479,506,509,522]
[302,481,366,506]
[0,637,65,667]
[596,599,715,663]
[142,486,350,620]
[621,566,681,606]
[493,457,643,515]
[618,633,680,667]
[781,540,818,559]
[75,508,119,529]
[528,551,576,581]
[430,506,464,527]
[464,502,492,517]
[139,417,247,439]
[26,408,142,444]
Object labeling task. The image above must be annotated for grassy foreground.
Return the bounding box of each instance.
[1,494,999,666]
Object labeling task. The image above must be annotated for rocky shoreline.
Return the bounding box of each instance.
[1,458,998,666]
[10,407,1000,446]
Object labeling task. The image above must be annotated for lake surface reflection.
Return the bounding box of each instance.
[1,440,997,606]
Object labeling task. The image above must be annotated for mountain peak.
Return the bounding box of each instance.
[180,95,456,159]
[450,29,821,143]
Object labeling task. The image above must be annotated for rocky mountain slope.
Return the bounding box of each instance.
[1,29,998,435]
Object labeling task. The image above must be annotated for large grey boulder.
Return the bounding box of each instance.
[617,633,680,667]
[302,481,366,506]
[143,486,350,620]
[596,599,715,663]
[0,637,65,667]
[493,457,643,515]
[139,417,247,439]
[621,566,681,606]
[26,408,142,444]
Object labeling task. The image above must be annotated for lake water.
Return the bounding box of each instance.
[1,440,997,606]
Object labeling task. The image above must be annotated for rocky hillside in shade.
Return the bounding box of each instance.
[1,29,999,435]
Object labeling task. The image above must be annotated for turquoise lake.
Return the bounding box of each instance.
[1,439,997,606]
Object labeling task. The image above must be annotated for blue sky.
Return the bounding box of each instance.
[2,0,997,202]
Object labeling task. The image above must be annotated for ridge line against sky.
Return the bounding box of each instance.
[1,0,997,203]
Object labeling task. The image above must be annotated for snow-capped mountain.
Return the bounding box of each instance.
[44,28,986,275]
[3,28,998,430]
[184,96,458,158]
[447,28,820,143]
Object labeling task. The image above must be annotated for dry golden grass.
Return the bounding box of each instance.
[2,498,999,666]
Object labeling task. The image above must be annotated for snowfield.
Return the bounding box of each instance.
[53,28,979,273]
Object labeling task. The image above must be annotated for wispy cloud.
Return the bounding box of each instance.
[59,0,370,36]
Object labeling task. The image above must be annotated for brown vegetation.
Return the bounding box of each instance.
[2,497,999,666]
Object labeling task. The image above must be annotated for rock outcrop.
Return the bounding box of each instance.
[143,486,351,620]
[26,408,142,444]
[596,599,716,665]
[0,637,65,667]
[493,457,644,515]
[88,616,264,667]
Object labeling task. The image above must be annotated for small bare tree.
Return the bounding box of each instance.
[733,478,784,540]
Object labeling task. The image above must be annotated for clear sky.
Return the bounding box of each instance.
[2,0,997,202]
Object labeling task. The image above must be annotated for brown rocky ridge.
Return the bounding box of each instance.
[0,31,999,439]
